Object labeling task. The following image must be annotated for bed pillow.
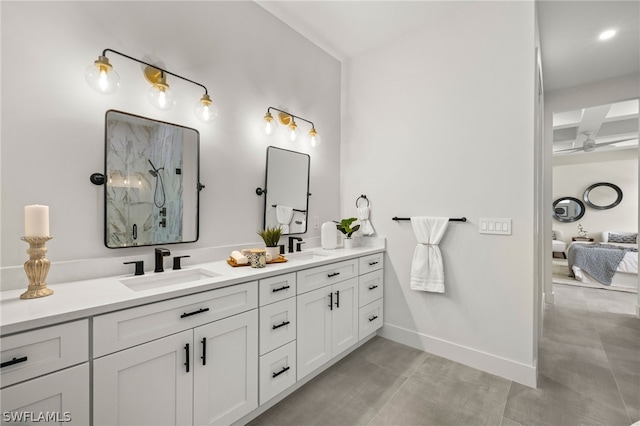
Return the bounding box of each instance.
[608,233,637,244]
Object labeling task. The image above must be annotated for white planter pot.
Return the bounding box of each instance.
[343,238,354,249]
[265,246,280,261]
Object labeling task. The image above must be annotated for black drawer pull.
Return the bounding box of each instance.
[327,272,340,278]
[329,292,333,310]
[369,315,378,322]
[335,290,340,308]
[180,307,210,318]
[368,285,379,290]
[1,356,28,368]
[184,344,190,372]
[272,366,290,378]
[272,285,290,293]
[201,338,207,366]
[368,261,379,266]
[272,321,291,330]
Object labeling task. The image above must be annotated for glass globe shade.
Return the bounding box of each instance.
[147,85,175,111]
[288,121,300,142]
[85,57,120,94]
[194,95,218,123]
[309,128,322,147]
[261,111,278,136]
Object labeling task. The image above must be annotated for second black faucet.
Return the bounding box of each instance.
[154,248,171,272]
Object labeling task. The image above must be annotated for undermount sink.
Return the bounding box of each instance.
[285,251,331,261]
[120,268,221,292]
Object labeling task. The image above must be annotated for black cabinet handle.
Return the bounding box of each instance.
[184,344,190,373]
[369,315,378,322]
[335,290,340,308]
[201,338,207,366]
[272,321,291,330]
[272,366,290,378]
[180,307,210,319]
[328,292,333,310]
[272,285,290,293]
[368,285,378,290]
[368,261,379,266]
[327,272,340,278]
[1,356,28,368]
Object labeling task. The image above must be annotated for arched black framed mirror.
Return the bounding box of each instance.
[553,197,585,222]
[583,182,623,210]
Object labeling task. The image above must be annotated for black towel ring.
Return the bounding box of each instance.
[356,194,369,208]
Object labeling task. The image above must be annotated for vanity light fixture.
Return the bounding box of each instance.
[261,107,321,147]
[85,49,217,123]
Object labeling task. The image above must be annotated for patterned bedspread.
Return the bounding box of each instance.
[568,243,638,285]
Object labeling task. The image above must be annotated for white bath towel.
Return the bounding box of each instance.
[230,250,248,265]
[357,206,375,236]
[276,205,294,233]
[410,217,449,292]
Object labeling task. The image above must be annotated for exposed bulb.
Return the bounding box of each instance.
[194,94,218,123]
[147,73,175,111]
[309,127,321,147]
[288,119,300,142]
[85,55,120,94]
[262,111,278,136]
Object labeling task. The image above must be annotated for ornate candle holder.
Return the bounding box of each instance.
[20,236,54,299]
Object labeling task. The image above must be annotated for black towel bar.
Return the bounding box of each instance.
[392,217,467,222]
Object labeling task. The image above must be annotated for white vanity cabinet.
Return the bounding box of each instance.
[93,282,259,426]
[296,260,360,381]
[258,273,297,405]
[0,320,90,425]
[358,253,384,340]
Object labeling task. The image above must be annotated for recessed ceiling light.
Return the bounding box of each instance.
[599,29,617,40]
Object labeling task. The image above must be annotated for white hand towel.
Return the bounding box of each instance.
[357,206,375,236]
[276,205,294,233]
[230,250,248,265]
[410,217,449,292]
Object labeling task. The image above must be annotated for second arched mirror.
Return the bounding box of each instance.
[553,197,585,222]
[583,182,623,210]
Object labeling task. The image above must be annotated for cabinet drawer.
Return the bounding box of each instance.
[1,320,88,388]
[1,363,90,425]
[359,252,384,274]
[296,259,358,294]
[359,299,383,341]
[259,341,296,405]
[93,282,258,357]
[359,270,383,308]
[259,273,296,306]
[259,298,296,355]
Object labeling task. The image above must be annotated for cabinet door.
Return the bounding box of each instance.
[0,363,89,425]
[331,278,359,357]
[296,287,332,380]
[193,310,258,426]
[93,331,193,426]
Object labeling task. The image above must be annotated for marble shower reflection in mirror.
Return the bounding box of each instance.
[105,110,200,248]
[263,147,310,234]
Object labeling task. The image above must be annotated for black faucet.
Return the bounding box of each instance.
[288,236,304,253]
[154,248,171,272]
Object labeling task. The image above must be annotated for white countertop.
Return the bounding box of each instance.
[0,244,385,336]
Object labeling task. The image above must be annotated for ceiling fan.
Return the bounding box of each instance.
[554,130,637,153]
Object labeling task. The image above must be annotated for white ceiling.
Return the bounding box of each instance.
[256,0,640,156]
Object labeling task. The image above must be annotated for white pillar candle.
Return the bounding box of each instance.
[25,205,50,237]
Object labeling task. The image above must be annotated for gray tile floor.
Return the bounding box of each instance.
[249,284,639,425]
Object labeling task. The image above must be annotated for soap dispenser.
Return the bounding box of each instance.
[321,221,337,249]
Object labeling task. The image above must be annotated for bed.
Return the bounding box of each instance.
[567,231,638,292]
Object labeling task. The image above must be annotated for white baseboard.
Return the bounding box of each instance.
[379,322,537,388]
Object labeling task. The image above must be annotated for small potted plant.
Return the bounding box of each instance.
[258,226,283,260]
[335,218,360,249]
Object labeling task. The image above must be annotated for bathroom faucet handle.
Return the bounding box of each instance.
[173,255,191,270]
[124,260,144,276]
[296,241,306,252]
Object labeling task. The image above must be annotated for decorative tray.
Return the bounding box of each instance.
[226,255,288,267]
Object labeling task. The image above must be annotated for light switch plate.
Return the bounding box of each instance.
[479,218,512,235]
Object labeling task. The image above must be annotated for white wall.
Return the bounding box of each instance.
[552,150,638,243]
[341,1,537,385]
[0,2,341,287]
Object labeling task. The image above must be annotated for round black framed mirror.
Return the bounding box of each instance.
[583,182,623,210]
[553,197,585,222]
